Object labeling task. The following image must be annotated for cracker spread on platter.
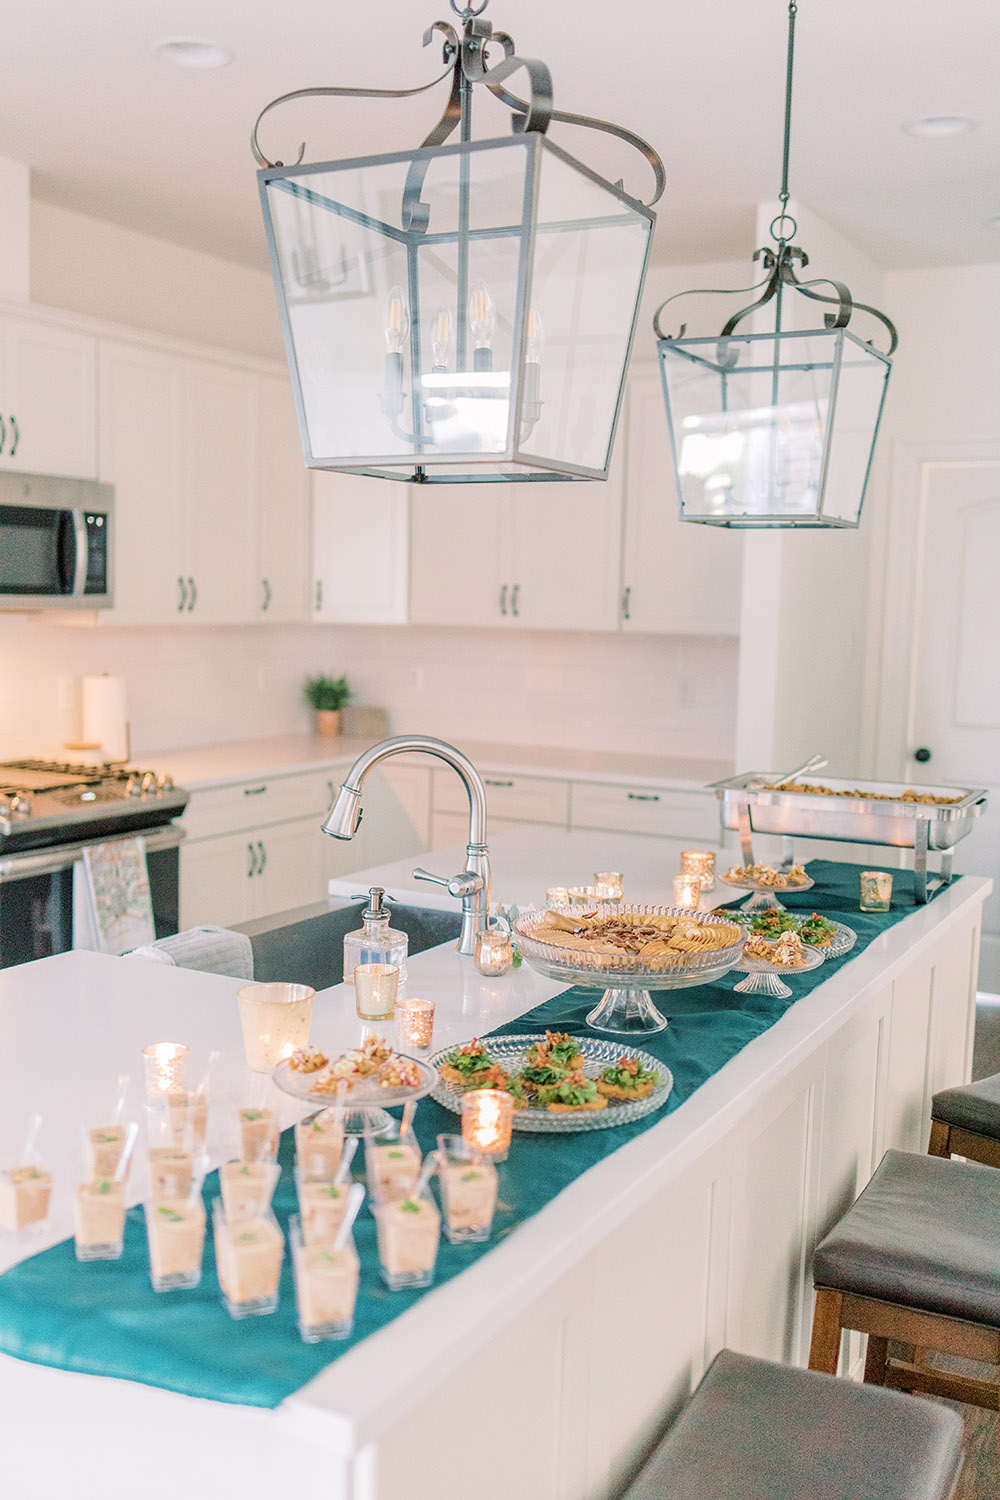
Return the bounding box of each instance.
[521,908,742,969]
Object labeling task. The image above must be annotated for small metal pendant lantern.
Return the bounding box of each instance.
[654,0,897,528]
[253,1,664,484]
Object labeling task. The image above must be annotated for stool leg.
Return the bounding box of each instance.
[863,1334,889,1385]
[927,1119,952,1158]
[808,1288,844,1374]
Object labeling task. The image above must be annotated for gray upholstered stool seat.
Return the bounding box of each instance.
[929,1071,1000,1167]
[809,1148,1000,1411]
[619,1349,964,1500]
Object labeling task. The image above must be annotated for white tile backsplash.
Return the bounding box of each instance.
[0,615,737,763]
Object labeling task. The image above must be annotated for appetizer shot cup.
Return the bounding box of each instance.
[290,1212,360,1342]
[354,963,399,1022]
[164,1089,209,1150]
[212,1199,284,1319]
[219,1159,280,1222]
[235,1103,280,1162]
[436,1135,498,1244]
[373,1184,441,1290]
[236,982,315,1072]
[294,1167,352,1244]
[295,1107,345,1179]
[0,1116,52,1237]
[74,1176,127,1261]
[88,1123,130,1179]
[144,1193,207,1292]
[364,1122,422,1204]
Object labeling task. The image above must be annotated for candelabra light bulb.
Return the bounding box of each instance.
[431,305,453,370]
[526,306,544,363]
[383,286,410,354]
[468,280,497,351]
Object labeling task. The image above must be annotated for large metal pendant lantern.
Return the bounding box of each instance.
[253,2,664,484]
[653,0,897,528]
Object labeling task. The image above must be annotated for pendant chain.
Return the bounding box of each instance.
[774,0,798,244]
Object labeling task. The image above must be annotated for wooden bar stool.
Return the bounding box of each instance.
[929,1072,1000,1167]
[617,1348,964,1500]
[809,1149,1000,1410]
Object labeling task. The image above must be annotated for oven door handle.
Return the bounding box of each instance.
[0,823,185,882]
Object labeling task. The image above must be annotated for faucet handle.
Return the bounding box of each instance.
[413,868,484,899]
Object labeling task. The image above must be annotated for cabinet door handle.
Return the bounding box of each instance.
[484,778,514,788]
[247,842,258,877]
[177,576,187,612]
[257,840,267,874]
[9,416,19,458]
[243,784,268,797]
[315,578,323,611]
[261,577,271,612]
[511,583,520,617]
[499,583,507,616]
[622,585,631,621]
[187,576,197,611]
[0,414,6,454]
[627,792,660,802]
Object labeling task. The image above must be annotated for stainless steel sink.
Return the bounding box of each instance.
[234,899,463,991]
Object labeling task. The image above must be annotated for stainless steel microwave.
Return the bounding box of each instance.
[0,471,113,609]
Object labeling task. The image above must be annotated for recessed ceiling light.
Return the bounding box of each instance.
[903,114,976,139]
[153,37,233,70]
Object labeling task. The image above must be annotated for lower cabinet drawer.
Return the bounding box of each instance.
[569,782,720,841]
[432,769,569,827]
[182,770,334,841]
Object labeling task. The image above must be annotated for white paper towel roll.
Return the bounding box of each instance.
[81,675,129,763]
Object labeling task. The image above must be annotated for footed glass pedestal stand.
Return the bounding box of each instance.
[514,905,745,1036]
[718,874,816,914]
[732,946,824,1000]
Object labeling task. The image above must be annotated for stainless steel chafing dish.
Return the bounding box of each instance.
[708,773,988,903]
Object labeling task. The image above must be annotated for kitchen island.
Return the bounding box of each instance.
[0,858,989,1500]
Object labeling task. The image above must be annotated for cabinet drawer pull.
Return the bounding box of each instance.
[247,842,257,877]
[499,583,507,616]
[315,578,323,611]
[187,576,197,611]
[627,792,660,802]
[622,585,631,621]
[261,577,271,612]
[243,784,268,797]
[257,840,267,874]
[511,583,520,617]
[484,778,514,788]
[177,576,187,612]
[9,416,19,458]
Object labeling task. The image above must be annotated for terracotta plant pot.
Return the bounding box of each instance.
[315,709,342,738]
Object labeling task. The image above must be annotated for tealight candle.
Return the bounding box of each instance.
[461,1089,513,1161]
[396,997,436,1051]
[672,874,702,911]
[142,1043,189,1103]
[474,930,513,977]
[545,886,570,908]
[680,850,716,892]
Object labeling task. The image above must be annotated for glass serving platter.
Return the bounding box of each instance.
[735,914,858,961]
[718,870,815,912]
[271,1053,438,1135]
[513,904,745,1035]
[428,1034,673,1134]
[731,943,824,999]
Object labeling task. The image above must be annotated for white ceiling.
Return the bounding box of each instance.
[1,0,997,273]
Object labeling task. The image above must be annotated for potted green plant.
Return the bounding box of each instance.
[305,674,350,738]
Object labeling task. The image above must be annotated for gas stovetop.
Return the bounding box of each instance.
[0,758,189,852]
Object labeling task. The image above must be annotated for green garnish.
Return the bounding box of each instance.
[241,1110,262,1122]
[239,1166,250,1176]
[387,1150,404,1159]
[446,1045,493,1076]
[400,1199,420,1214]
[239,1231,257,1243]
[537,1077,600,1107]
[25,1167,40,1179]
[97,1179,112,1195]
[324,1185,341,1198]
[460,1170,480,1182]
[157,1206,182,1222]
[94,1131,118,1142]
[521,1064,567,1087]
[319,1250,336,1263]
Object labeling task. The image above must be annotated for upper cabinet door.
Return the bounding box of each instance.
[312,470,409,623]
[255,374,310,622]
[180,360,257,623]
[2,316,97,478]
[621,369,743,635]
[408,485,508,627]
[98,340,185,623]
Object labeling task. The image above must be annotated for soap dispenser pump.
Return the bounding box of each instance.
[343,886,408,985]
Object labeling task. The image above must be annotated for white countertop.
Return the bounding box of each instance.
[148,734,732,794]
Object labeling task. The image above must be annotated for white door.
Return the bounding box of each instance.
[255,374,310,621]
[98,340,186,622]
[312,470,408,623]
[180,360,256,623]
[621,369,743,635]
[2,316,98,478]
[408,486,508,626]
[908,457,1000,982]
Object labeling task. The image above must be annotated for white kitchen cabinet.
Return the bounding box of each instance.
[312,470,408,623]
[430,810,526,849]
[180,816,325,928]
[433,767,569,828]
[408,487,507,626]
[179,831,257,929]
[0,314,97,479]
[254,374,310,621]
[570,779,720,842]
[620,368,743,634]
[179,359,256,623]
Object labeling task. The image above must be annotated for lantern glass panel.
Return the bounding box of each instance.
[658,328,890,526]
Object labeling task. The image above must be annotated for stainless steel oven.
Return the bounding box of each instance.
[0,471,113,609]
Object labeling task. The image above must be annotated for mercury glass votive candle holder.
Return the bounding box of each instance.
[680,850,716,892]
[142,1043,189,1103]
[353,965,399,1022]
[593,871,624,902]
[474,930,513,977]
[461,1088,514,1162]
[545,886,571,908]
[672,874,702,911]
[396,997,436,1051]
[860,870,893,912]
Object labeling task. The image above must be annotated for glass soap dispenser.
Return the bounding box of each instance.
[343,887,408,985]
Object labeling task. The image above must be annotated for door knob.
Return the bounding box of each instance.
[914,747,932,763]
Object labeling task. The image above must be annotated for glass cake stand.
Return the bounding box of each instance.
[718,872,815,912]
[271,1054,438,1135]
[731,944,824,999]
[513,905,745,1035]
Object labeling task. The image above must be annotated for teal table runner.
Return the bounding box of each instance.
[0,860,949,1408]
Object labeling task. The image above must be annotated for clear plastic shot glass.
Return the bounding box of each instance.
[436,1134,498,1244]
[289,1212,359,1343]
